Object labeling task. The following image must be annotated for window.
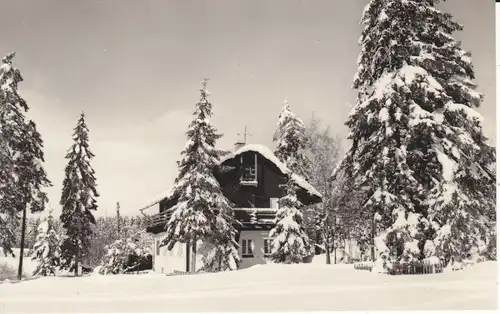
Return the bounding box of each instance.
[263,239,273,257]
[241,154,258,186]
[242,165,257,182]
[241,239,254,258]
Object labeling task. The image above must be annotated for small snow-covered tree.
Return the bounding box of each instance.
[59,112,99,276]
[270,177,310,263]
[0,52,51,278]
[31,211,61,276]
[273,98,310,180]
[161,79,239,272]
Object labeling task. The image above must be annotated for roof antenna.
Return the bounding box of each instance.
[237,126,252,145]
[235,126,252,151]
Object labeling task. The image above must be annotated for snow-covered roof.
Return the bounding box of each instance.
[221,144,322,199]
[139,143,322,212]
[138,187,175,213]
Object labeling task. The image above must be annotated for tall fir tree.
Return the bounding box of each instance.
[270,176,311,263]
[334,0,495,271]
[161,79,239,272]
[0,53,51,277]
[0,118,19,256]
[59,112,99,276]
[31,211,61,276]
[273,98,310,180]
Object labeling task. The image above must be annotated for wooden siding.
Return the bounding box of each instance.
[149,150,321,234]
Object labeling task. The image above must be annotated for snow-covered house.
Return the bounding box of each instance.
[139,143,322,274]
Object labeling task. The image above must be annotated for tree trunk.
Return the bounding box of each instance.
[332,214,337,264]
[17,204,28,280]
[75,240,80,277]
[332,232,337,264]
[370,212,375,262]
[325,223,331,265]
[186,241,191,273]
[315,230,322,255]
[191,238,197,273]
[218,252,222,272]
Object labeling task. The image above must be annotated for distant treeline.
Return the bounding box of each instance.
[12,215,151,268]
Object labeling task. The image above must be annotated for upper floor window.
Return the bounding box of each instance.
[241,153,258,186]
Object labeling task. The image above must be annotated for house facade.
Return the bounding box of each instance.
[140,143,322,274]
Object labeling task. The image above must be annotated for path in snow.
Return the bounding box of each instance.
[0,262,496,312]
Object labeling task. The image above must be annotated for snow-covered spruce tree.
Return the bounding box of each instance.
[0,53,50,273]
[200,213,240,272]
[273,98,310,180]
[335,0,495,272]
[31,211,61,276]
[59,112,99,276]
[161,79,240,272]
[270,176,311,263]
[0,129,20,257]
[0,214,19,257]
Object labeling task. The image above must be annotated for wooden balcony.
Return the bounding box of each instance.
[145,211,172,234]
[145,208,279,234]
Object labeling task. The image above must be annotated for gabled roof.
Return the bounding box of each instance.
[139,144,322,212]
[221,144,322,198]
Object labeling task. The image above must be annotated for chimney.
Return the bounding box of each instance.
[234,141,245,152]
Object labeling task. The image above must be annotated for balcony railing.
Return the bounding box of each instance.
[145,211,171,232]
[145,208,278,232]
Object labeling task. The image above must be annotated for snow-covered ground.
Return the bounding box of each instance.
[0,249,37,280]
[0,258,496,312]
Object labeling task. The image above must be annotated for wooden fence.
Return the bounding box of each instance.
[354,259,445,275]
[353,261,374,271]
[390,259,444,275]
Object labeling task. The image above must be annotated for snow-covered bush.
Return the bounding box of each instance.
[0,262,25,282]
[31,213,61,276]
[99,232,152,275]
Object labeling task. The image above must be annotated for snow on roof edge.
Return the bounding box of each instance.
[139,144,322,212]
[138,187,174,213]
[220,144,322,199]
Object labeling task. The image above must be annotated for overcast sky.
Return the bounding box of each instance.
[0,0,495,217]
